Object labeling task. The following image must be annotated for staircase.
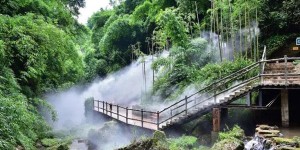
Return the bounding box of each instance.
[159,77,259,129]
[262,62,300,85]
[93,55,300,131]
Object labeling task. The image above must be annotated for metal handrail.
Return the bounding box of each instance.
[93,55,300,130]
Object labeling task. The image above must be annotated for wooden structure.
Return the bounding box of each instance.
[93,51,300,131]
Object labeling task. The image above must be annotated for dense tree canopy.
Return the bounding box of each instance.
[1,0,299,148]
[0,0,86,149]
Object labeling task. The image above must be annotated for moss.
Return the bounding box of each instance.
[118,138,159,150]
[212,138,244,150]
[273,137,298,145]
[153,130,167,141]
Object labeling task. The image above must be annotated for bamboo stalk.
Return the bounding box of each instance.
[195,1,200,36]
[256,8,259,61]
[244,0,247,58]
[229,0,235,60]
[248,9,252,59]
[239,13,242,57]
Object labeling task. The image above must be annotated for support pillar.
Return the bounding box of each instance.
[212,108,221,132]
[246,92,252,106]
[259,90,263,107]
[281,89,289,127]
[211,108,221,142]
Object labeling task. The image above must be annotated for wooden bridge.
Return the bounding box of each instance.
[93,51,300,131]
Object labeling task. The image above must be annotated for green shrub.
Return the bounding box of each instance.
[41,138,61,147]
[168,136,198,150]
[219,125,245,140]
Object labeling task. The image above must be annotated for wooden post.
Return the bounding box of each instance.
[281,89,289,127]
[157,111,160,130]
[185,96,188,116]
[117,105,119,120]
[141,109,144,127]
[126,107,128,124]
[284,55,287,86]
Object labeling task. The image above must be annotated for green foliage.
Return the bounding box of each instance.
[98,16,147,72]
[153,130,167,142]
[0,93,51,149]
[264,35,289,57]
[211,138,244,150]
[0,14,84,95]
[88,9,114,49]
[0,0,76,28]
[211,125,245,150]
[152,37,213,99]
[41,138,60,147]
[168,136,198,150]
[193,58,255,85]
[218,125,245,140]
[41,137,73,149]
[156,8,189,48]
[0,0,87,149]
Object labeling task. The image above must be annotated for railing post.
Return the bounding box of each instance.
[141,109,144,127]
[284,55,287,86]
[97,100,99,112]
[93,98,95,110]
[126,107,128,124]
[117,105,119,120]
[259,61,263,84]
[110,103,112,116]
[102,101,105,113]
[157,111,160,130]
[185,96,188,116]
[106,102,108,114]
[213,85,217,104]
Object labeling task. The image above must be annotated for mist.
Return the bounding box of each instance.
[201,22,260,61]
[46,54,160,129]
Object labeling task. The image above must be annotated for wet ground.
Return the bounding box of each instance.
[280,126,300,138]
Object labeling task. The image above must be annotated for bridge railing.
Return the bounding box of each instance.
[93,56,300,130]
[93,100,160,129]
[157,63,262,127]
[158,56,300,126]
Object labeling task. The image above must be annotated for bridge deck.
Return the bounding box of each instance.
[93,102,161,130]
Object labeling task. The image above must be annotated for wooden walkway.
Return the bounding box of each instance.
[93,54,300,130]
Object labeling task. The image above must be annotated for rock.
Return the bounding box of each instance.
[118,131,168,150]
[256,125,281,138]
[153,130,166,141]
